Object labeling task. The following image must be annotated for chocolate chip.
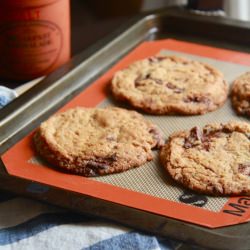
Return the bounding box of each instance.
[238,163,250,176]
[201,128,226,151]
[190,126,202,141]
[106,154,117,162]
[135,74,163,86]
[148,56,165,63]
[166,82,176,89]
[86,161,109,170]
[135,81,145,87]
[149,127,164,148]
[203,130,223,140]
[184,127,202,149]
[166,82,184,93]
[183,94,210,104]
[85,154,117,174]
[221,127,232,134]
[184,127,213,151]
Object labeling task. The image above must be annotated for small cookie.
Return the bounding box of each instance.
[34,107,163,177]
[160,121,250,196]
[231,72,250,116]
[111,55,228,115]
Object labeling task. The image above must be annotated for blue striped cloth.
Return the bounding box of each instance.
[0,86,17,108]
[0,190,185,250]
[0,86,199,249]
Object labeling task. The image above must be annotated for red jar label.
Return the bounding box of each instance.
[0,21,62,77]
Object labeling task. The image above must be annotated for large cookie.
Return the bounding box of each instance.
[111,55,228,115]
[231,72,250,116]
[34,107,163,177]
[160,121,250,196]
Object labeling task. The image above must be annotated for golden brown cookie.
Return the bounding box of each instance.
[160,121,250,196]
[111,55,228,115]
[231,72,250,116]
[34,107,163,177]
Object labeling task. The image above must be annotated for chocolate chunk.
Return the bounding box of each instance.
[135,81,145,87]
[201,128,225,151]
[166,82,184,93]
[184,127,212,151]
[202,142,210,151]
[184,127,202,149]
[221,127,232,134]
[166,82,176,89]
[238,163,250,176]
[190,126,202,141]
[86,161,110,170]
[183,94,210,104]
[148,56,166,63]
[203,126,225,138]
[149,127,164,148]
[103,154,117,162]
[86,154,117,172]
[203,131,220,140]
[135,74,163,86]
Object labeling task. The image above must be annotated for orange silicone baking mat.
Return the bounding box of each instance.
[2,39,250,228]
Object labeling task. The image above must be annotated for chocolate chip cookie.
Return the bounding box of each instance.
[111,55,228,115]
[33,107,163,177]
[160,121,250,196]
[231,72,250,116]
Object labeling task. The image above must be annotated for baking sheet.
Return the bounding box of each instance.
[94,49,249,212]
[2,39,250,229]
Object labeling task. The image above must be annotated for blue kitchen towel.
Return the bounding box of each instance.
[0,191,187,250]
[0,86,17,108]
